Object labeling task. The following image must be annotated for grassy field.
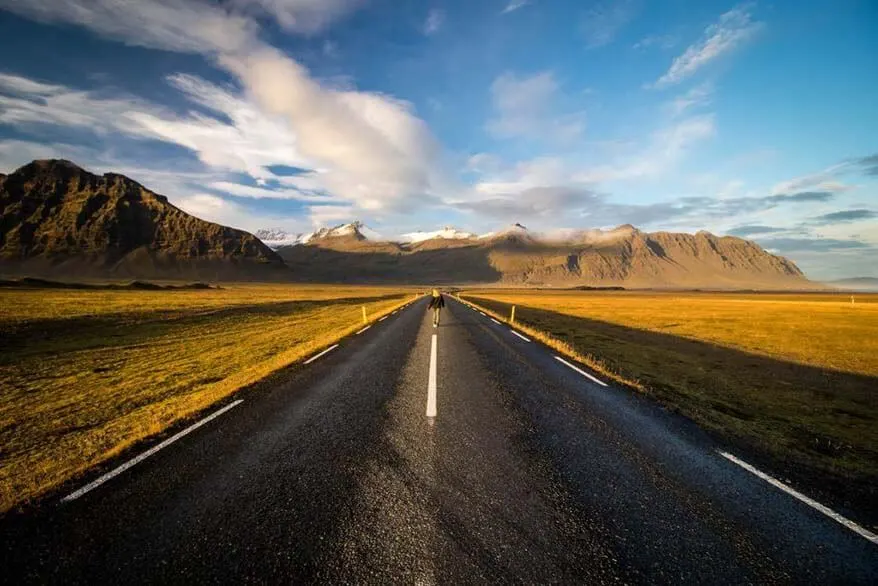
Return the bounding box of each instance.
[462,290,878,498]
[0,283,414,512]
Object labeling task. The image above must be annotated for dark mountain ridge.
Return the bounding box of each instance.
[0,160,284,280]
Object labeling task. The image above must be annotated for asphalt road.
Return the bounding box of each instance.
[2,296,876,584]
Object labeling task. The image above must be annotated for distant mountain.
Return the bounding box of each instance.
[401,226,478,243]
[254,228,307,248]
[824,277,878,291]
[276,219,815,289]
[0,160,285,280]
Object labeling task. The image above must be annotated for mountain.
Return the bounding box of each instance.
[254,228,307,248]
[824,277,878,291]
[276,220,814,288]
[0,160,285,280]
[401,226,479,243]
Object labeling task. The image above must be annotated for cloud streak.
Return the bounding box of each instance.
[653,4,762,88]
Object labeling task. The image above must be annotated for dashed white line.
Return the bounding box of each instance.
[719,451,878,545]
[61,399,244,503]
[478,311,487,317]
[356,325,371,335]
[509,329,531,342]
[379,315,388,322]
[426,334,438,417]
[490,318,501,325]
[554,355,608,387]
[304,344,339,364]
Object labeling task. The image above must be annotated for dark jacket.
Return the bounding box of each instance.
[428,294,445,309]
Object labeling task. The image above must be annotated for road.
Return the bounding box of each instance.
[2,296,876,584]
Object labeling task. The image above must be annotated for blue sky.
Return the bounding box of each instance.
[0,0,876,279]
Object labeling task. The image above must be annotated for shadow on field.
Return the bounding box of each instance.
[470,298,878,524]
[0,295,403,362]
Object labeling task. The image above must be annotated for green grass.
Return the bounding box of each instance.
[462,290,878,494]
[0,284,414,512]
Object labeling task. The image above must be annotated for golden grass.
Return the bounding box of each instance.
[463,290,878,377]
[461,290,878,485]
[0,284,414,512]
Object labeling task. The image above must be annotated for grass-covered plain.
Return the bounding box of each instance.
[462,290,878,496]
[0,283,412,512]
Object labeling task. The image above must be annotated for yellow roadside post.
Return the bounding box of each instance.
[510,305,516,324]
[362,305,367,324]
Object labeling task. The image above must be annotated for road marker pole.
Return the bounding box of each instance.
[510,305,516,324]
[362,305,368,324]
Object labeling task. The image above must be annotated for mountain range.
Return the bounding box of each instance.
[0,160,816,288]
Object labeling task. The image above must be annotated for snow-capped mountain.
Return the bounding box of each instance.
[309,221,382,241]
[253,228,309,249]
[401,226,478,243]
[478,222,530,240]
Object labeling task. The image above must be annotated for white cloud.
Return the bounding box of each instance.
[175,192,309,233]
[654,4,762,88]
[575,115,716,183]
[632,34,677,50]
[423,9,444,35]
[581,0,636,49]
[502,0,530,14]
[0,0,446,216]
[221,47,441,212]
[0,73,164,133]
[229,0,361,34]
[666,82,713,118]
[487,71,585,143]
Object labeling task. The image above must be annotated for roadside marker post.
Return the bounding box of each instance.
[362,305,368,324]
[510,305,516,324]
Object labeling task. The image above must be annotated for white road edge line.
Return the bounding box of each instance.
[379,315,388,321]
[719,451,878,545]
[304,344,339,364]
[509,329,531,342]
[478,311,487,316]
[426,334,438,417]
[61,399,244,503]
[554,355,608,387]
[356,325,371,335]
[490,318,501,325]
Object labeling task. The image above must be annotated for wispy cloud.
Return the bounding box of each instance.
[633,34,678,50]
[423,8,445,35]
[502,0,531,14]
[666,82,713,118]
[581,0,637,49]
[486,71,585,144]
[653,4,762,88]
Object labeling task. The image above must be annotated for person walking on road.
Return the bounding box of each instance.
[428,288,445,327]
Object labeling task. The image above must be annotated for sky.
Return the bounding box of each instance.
[0,0,876,280]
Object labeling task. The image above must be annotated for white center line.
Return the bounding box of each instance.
[61,399,244,503]
[379,315,388,321]
[719,451,878,545]
[426,334,438,418]
[490,318,501,325]
[554,355,608,387]
[356,325,371,335]
[304,344,339,364]
[509,329,531,342]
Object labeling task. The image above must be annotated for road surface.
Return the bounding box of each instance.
[2,297,876,584]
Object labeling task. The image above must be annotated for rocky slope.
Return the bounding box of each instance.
[276,221,812,289]
[0,160,285,280]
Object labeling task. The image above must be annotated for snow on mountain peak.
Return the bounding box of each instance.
[401,226,477,243]
[254,228,308,249]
